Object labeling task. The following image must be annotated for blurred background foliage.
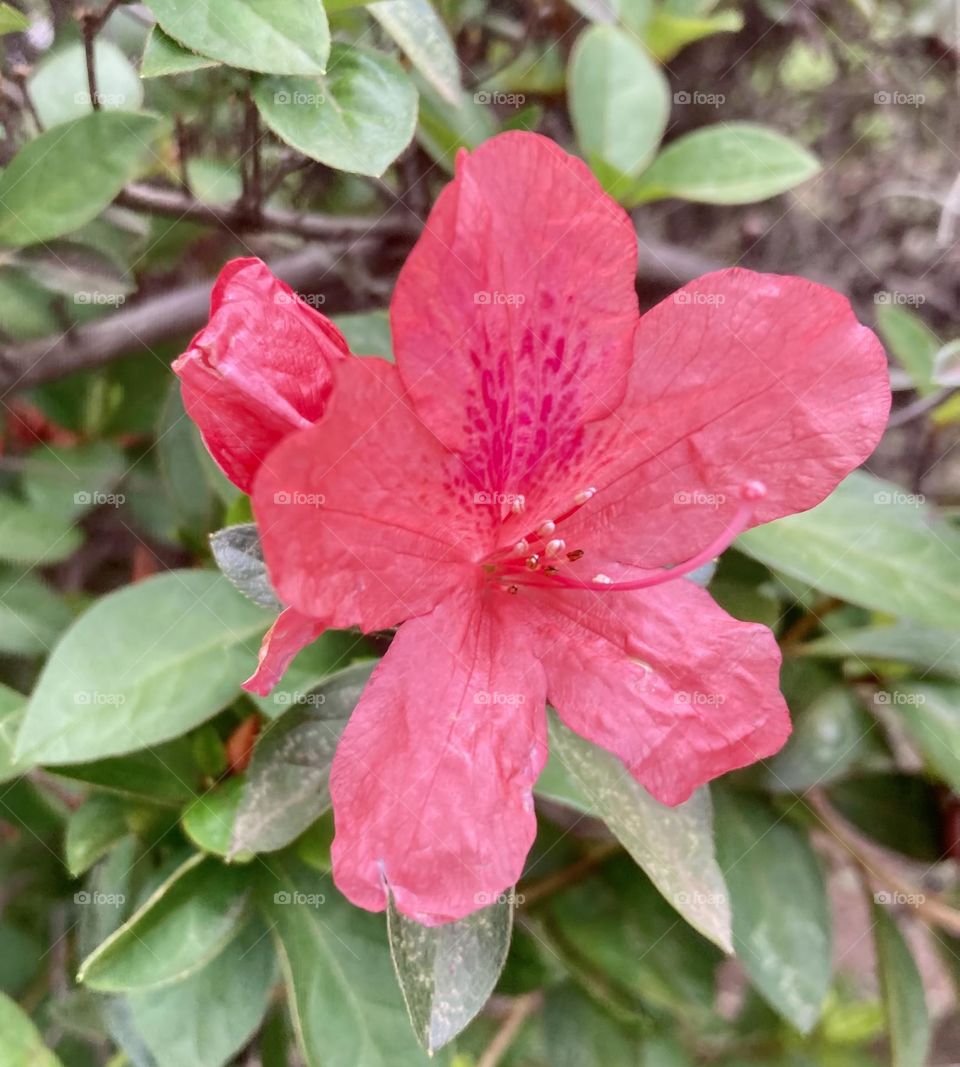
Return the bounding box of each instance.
[0,0,959,1065]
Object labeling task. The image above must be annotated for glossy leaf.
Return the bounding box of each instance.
[387,890,512,1052]
[802,622,960,680]
[714,789,832,1033]
[146,0,329,76]
[0,112,164,247]
[53,740,202,806]
[888,682,960,793]
[569,25,669,182]
[629,122,820,205]
[210,523,282,611]
[232,662,375,855]
[873,905,930,1067]
[254,45,418,177]
[875,304,940,397]
[183,777,250,859]
[79,854,250,992]
[546,714,732,952]
[739,472,960,630]
[15,570,269,764]
[369,0,460,104]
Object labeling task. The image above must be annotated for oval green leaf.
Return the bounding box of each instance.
[15,570,269,764]
[28,40,142,127]
[873,904,930,1067]
[369,0,461,104]
[630,122,820,205]
[387,889,513,1053]
[146,0,329,76]
[568,25,669,184]
[79,853,251,992]
[0,992,64,1067]
[254,45,418,176]
[0,111,164,247]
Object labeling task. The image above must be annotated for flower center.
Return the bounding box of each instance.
[483,481,767,595]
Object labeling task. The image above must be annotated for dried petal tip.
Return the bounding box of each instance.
[740,480,768,502]
[537,520,556,538]
[544,538,566,558]
[592,574,613,585]
[574,487,597,505]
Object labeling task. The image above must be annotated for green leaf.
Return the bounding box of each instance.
[872,905,930,1067]
[739,472,960,630]
[15,570,269,764]
[644,9,743,61]
[386,891,512,1052]
[260,858,431,1067]
[334,310,394,360]
[79,853,250,992]
[0,3,28,34]
[28,41,142,127]
[542,983,643,1066]
[254,45,418,177]
[764,686,889,792]
[65,794,131,877]
[546,714,732,952]
[568,25,669,183]
[875,304,940,396]
[629,122,820,205]
[53,739,202,806]
[713,789,832,1033]
[369,0,460,104]
[183,777,250,859]
[146,0,330,76]
[0,685,30,784]
[802,622,960,681]
[0,498,82,565]
[828,775,943,862]
[210,523,281,610]
[141,25,222,78]
[232,662,375,855]
[126,916,276,1067]
[0,991,64,1067]
[0,566,72,656]
[415,79,497,171]
[886,682,960,793]
[0,111,165,247]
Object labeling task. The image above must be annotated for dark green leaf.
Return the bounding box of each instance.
[141,25,221,77]
[65,794,131,877]
[54,740,203,806]
[79,854,251,992]
[714,790,831,1033]
[0,112,165,247]
[827,775,943,862]
[182,778,251,859]
[872,905,930,1067]
[232,662,375,855]
[387,890,512,1052]
[802,623,960,680]
[126,916,276,1067]
[886,682,960,792]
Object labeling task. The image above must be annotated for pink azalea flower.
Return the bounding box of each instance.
[175,132,890,925]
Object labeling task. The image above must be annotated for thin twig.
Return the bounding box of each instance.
[519,839,622,907]
[808,790,960,938]
[79,0,122,110]
[476,993,542,1067]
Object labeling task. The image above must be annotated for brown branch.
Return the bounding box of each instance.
[0,245,353,391]
[79,0,121,111]
[115,181,418,241]
[476,993,542,1067]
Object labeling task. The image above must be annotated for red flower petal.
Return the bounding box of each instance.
[563,268,890,565]
[173,258,348,492]
[329,587,547,924]
[243,607,327,696]
[515,570,790,806]
[391,131,639,524]
[252,357,484,633]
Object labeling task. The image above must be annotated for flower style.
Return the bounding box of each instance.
[175,132,890,925]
